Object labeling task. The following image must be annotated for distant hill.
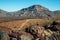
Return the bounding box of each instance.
[0,5,60,22]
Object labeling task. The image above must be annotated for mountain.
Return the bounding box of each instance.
[0,5,60,20]
[12,5,51,18]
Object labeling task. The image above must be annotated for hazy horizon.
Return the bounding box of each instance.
[0,0,60,12]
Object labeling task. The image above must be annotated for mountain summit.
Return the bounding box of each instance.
[20,5,49,12]
[28,5,48,11]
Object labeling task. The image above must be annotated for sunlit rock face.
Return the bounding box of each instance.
[20,33,33,40]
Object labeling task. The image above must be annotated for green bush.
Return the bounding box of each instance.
[0,31,10,40]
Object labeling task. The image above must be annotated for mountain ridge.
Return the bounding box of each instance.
[0,5,60,20]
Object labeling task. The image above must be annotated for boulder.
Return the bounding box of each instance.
[25,25,44,39]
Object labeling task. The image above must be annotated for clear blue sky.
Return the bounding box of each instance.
[0,0,60,12]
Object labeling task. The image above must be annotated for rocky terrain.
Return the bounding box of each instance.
[0,20,60,40]
[0,5,60,40]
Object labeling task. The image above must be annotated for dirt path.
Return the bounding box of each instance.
[18,20,29,30]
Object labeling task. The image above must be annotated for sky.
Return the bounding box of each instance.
[0,0,60,12]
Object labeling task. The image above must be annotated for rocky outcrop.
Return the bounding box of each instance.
[0,21,60,40]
